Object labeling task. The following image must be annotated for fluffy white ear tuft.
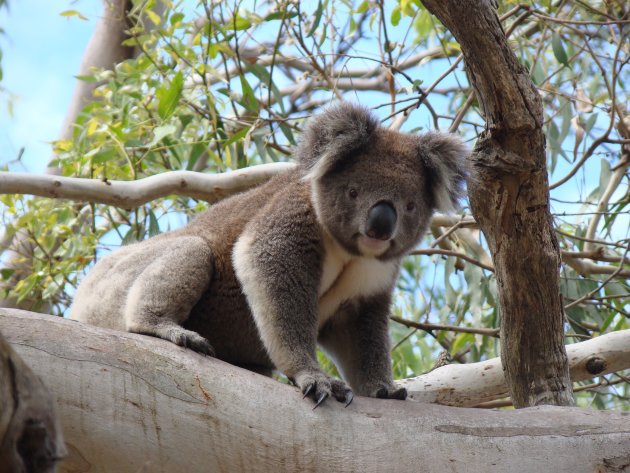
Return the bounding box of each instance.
[418,131,469,213]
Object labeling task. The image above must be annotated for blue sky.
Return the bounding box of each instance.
[0,1,101,172]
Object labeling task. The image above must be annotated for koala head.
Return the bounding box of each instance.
[296,103,468,260]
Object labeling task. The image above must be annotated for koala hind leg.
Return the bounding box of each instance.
[124,236,214,355]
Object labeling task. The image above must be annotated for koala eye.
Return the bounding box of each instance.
[348,188,358,199]
[406,201,416,212]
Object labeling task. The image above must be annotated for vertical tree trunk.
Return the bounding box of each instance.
[421,0,574,407]
[51,0,135,170]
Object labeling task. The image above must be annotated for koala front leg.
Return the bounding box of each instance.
[233,229,353,408]
[319,293,407,400]
[124,236,214,355]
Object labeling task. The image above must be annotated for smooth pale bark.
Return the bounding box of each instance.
[0,331,65,473]
[0,163,295,207]
[1,310,629,473]
[402,329,630,406]
[421,0,574,407]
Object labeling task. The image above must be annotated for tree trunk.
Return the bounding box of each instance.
[52,0,134,158]
[420,0,574,407]
[0,331,65,473]
[2,310,628,473]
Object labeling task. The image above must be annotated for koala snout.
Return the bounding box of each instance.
[365,201,397,241]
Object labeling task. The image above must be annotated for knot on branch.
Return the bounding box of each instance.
[585,357,607,375]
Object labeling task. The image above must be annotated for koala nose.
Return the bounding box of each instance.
[366,201,397,241]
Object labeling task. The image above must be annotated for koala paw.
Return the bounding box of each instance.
[158,325,215,356]
[371,383,408,401]
[294,369,354,409]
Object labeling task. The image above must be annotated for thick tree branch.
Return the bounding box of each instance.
[1,309,628,473]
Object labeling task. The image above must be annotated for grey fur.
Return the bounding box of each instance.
[70,103,468,406]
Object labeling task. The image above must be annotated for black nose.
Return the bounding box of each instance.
[366,201,397,241]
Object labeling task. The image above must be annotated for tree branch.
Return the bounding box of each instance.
[0,163,294,207]
[401,327,630,406]
[1,309,628,472]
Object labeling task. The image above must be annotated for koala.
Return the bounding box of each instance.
[70,103,467,407]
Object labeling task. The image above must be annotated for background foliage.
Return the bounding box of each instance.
[1,0,628,409]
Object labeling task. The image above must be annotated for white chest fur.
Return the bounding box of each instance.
[318,233,398,326]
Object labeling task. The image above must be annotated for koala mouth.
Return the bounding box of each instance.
[357,235,391,257]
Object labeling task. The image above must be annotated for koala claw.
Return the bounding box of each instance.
[169,328,215,357]
[389,386,408,400]
[374,385,408,400]
[344,391,354,407]
[302,384,314,399]
[313,392,329,410]
[296,369,353,408]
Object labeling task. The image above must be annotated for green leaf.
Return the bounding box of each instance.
[278,122,295,145]
[223,126,251,147]
[308,0,324,38]
[355,1,369,14]
[170,12,185,26]
[451,333,474,355]
[264,10,298,21]
[248,63,284,113]
[229,15,252,31]
[401,0,420,16]
[239,75,259,113]
[149,124,177,147]
[186,142,207,170]
[148,210,160,237]
[552,33,569,67]
[156,72,183,119]
[391,6,402,26]
[59,10,88,21]
[74,74,98,83]
[146,9,161,26]
[122,226,139,246]
[531,62,546,85]
[16,277,39,304]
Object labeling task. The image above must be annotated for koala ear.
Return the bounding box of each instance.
[418,131,469,213]
[296,102,379,180]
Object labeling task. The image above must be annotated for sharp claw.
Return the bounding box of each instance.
[344,392,354,407]
[302,384,314,399]
[313,392,328,409]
